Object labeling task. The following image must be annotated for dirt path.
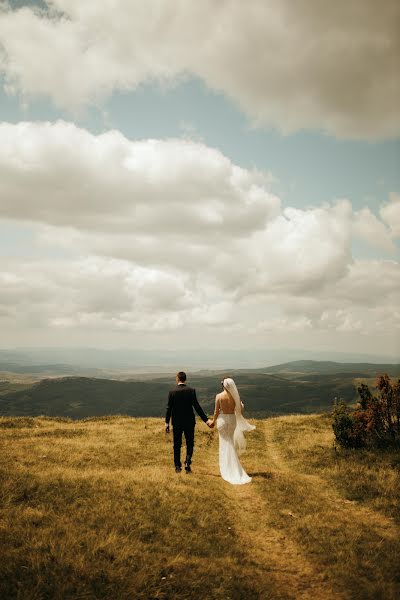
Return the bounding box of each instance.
[219,420,347,600]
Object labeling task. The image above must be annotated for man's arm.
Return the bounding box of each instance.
[165,391,173,432]
[191,389,209,423]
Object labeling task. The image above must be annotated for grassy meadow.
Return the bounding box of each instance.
[0,414,399,599]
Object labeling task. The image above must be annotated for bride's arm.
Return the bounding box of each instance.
[212,395,220,424]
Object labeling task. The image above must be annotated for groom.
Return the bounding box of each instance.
[165,371,213,473]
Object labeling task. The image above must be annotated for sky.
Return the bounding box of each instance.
[0,0,399,361]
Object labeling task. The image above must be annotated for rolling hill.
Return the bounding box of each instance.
[1,359,398,419]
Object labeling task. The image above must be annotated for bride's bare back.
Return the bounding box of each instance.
[215,390,236,415]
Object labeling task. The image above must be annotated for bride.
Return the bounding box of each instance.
[211,377,255,485]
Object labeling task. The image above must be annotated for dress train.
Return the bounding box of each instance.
[217,413,251,485]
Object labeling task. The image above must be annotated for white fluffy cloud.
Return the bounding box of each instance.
[0,120,398,349]
[1,254,398,344]
[353,207,396,252]
[252,259,400,337]
[0,250,243,340]
[242,202,353,295]
[0,255,222,332]
[0,121,279,236]
[0,121,353,294]
[0,0,399,139]
[380,193,400,238]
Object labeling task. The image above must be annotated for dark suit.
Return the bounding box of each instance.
[166,383,208,468]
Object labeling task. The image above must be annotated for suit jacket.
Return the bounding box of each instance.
[166,384,208,427]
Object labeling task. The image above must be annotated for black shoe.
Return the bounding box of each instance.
[185,465,192,473]
[175,466,182,473]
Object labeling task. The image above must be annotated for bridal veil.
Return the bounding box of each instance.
[223,378,256,455]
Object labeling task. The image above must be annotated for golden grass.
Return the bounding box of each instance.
[0,414,399,599]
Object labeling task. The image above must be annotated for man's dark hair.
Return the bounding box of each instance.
[177,371,187,382]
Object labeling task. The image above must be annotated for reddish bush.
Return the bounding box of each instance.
[332,374,400,448]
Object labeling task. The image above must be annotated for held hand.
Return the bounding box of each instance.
[165,423,170,434]
[206,418,214,428]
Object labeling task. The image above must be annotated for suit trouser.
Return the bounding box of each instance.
[173,423,195,467]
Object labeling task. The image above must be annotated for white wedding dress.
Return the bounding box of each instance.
[216,378,255,485]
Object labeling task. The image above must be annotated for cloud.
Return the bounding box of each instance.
[0,255,234,333]
[1,0,399,139]
[253,259,400,336]
[380,193,400,238]
[353,207,396,252]
[34,199,356,298]
[0,121,356,296]
[0,120,398,350]
[0,254,398,344]
[0,121,279,237]
[240,202,353,295]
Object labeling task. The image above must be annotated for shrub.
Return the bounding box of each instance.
[332,375,400,449]
[332,400,363,448]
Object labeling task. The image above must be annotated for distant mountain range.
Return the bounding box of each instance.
[0,347,398,373]
[258,360,400,376]
[0,359,398,419]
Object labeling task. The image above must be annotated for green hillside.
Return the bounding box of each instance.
[1,360,398,420]
[0,372,358,419]
[0,377,170,419]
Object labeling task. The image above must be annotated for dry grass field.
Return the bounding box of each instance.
[0,414,399,600]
